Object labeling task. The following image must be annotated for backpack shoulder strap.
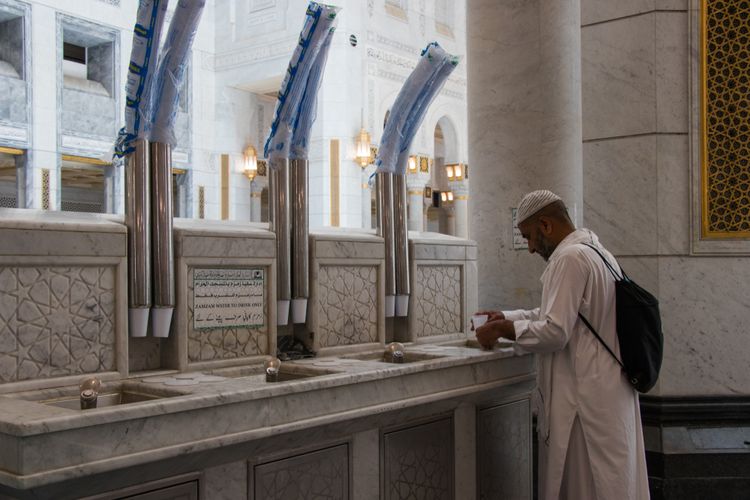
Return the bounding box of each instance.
[580,243,623,281]
[578,312,624,369]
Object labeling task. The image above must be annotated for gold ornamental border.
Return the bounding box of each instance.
[700,0,750,239]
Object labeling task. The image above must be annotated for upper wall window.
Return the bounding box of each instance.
[385,0,408,21]
[0,10,24,79]
[62,25,115,97]
[435,0,454,38]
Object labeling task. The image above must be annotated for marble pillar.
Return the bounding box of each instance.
[249,178,267,223]
[468,0,583,309]
[28,5,59,210]
[450,179,469,238]
[361,168,374,229]
[406,172,429,232]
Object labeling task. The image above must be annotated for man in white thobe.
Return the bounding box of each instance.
[475,190,650,500]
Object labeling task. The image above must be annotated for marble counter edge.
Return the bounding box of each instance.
[0,372,537,490]
[0,350,529,436]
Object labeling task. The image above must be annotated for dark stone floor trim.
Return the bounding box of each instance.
[640,394,750,426]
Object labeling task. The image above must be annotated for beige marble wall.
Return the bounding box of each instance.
[468,0,583,311]
[582,1,750,395]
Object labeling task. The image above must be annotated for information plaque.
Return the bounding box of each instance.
[193,268,264,329]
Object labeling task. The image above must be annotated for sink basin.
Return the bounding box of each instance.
[208,364,339,381]
[343,351,446,363]
[8,382,186,411]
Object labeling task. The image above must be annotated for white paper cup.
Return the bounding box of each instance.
[471,314,488,330]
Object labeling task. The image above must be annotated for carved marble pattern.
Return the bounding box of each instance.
[477,400,532,499]
[414,265,462,338]
[317,265,378,347]
[0,266,116,382]
[383,418,453,500]
[254,444,349,499]
[187,268,268,362]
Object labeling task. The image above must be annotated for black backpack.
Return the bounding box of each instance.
[577,243,663,393]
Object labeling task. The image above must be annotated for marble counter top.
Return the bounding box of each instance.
[0,208,126,233]
[0,344,534,490]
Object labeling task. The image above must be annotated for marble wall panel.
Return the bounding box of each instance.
[583,135,658,256]
[316,265,378,348]
[656,11,689,134]
[0,228,126,257]
[253,444,349,500]
[657,256,750,396]
[128,337,161,372]
[413,265,462,338]
[61,89,116,139]
[582,14,656,140]
[315,240,384,260]
[412,243,466,261]
[0,76,26,124]
[179,235,275,259]
[657,134,690,255]
[203,460,247,500]
[581,0,686,26]
[186,267,269,362]
[0,266,116,382]
[616,257,659,298]
[383,418,453,500]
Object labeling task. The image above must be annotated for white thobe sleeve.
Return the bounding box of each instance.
[502,308,541,322]
[512,252,589,353]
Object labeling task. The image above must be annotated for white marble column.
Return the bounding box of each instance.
[249,177,267,223]
[27,5,59,210]
[406,172,430,232]
[360,166,375,229]
[450,179,469,238]
[468,0,583,309]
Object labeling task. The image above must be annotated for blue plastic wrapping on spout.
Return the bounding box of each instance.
[290,24,336,160]
[114,0,169,158]
[147,0,206,146]
[376,42,459,174]
[264,2,340,164]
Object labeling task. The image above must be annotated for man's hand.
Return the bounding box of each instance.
[475,319,516,349]
[474,310,505,322]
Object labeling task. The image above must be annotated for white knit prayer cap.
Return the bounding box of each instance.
[516,190,563,225]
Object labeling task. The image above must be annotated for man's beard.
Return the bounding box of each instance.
[536,229,556,261]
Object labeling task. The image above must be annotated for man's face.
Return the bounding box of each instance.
[518,220,556,261]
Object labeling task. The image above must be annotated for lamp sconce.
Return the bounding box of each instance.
[408,155,418,173]
[355,127,372,168]
[440,190,454,203]
[445,163,464,181]
[243,145,258,180]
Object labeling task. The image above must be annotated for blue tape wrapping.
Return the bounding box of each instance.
[375,42,459,174]
[264,2,340,165]
[115,0,169,158]
[147,0,206,146]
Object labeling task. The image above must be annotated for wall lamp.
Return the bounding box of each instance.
[244,145,258,181]
[446,163,464,181]
[355,127,372,167]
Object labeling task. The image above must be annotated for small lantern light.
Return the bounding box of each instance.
[408,155,417,173]
[355,128,372,167]
[243,145,258,180]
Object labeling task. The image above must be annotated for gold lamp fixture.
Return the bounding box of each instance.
[243,145,258,180]
[446,163,464,181]
[408,155,418,173]
[355,127,372,167]
[440,190,454,203]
